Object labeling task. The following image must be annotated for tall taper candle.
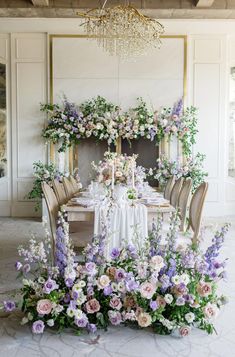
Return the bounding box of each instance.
[111,161,115,191]
[132,159,135,189]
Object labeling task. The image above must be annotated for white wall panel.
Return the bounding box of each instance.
[11,33,47,217]
[16,62,45,178]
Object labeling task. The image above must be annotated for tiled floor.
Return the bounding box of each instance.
[0,217,235,357]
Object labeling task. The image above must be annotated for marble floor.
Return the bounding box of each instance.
[0,217,235,357]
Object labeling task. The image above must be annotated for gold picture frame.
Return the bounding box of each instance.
[49,34,187,171]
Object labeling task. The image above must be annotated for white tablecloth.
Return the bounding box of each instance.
[94,202,148,259]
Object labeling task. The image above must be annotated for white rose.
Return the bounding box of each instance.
[47,319,55,327]
[185,312,195,323]
[180,273,190,285]
[97,275,110,289]
[164,294,173,304]
[150,255,164,271]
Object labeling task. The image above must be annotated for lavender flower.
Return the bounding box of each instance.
[150,300,158,311]
[32,320,45,334]
[104,285,113,296]
[111,248,120,260]
[87,323,97,333]
[22,264,31,274]
[75,315,88,328]
[3,300,15,312]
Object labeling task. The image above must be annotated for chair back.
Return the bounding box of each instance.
[63,176,74,199]
[164,176,175,200]
[52,179,67,205]
[69,175,79,193]
[42,182,59,252]
[170,177,184,207]
[178,178,192,231]
[189,182,208,243]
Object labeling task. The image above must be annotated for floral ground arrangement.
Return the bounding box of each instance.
[0,210,229,337]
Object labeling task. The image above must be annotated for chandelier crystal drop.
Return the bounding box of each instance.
[78,5,165,59]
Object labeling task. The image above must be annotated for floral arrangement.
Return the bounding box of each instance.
[41,96,197,157]
[1,208,229,337]
[91,151,138,188]
[27,161,65,211]
[150,153,208,192]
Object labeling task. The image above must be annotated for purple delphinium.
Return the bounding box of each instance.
[3,300,15,312]
[32,320,45,334]
[172,98,183,117]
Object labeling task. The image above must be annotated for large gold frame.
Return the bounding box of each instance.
[49,34,187,171]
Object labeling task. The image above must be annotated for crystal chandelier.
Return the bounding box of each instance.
[78,2,165,59]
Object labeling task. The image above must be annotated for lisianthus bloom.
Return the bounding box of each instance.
[156,296,166,308]
[150,255,165,271]
[109,295,122,310]
[43,278,59,294]
[140,282,155,299]
[185,312,195,323]
[203,302,219,320]
[97,275,110,289]
[108,310,122,325]
[32,320,45,334]
[85,298,100,314]
[179,325,191,337]
[36,299,53,315]
[164,294,173,304]
[137,312,152,328]
[3,300,15,312]
[197,281,212,297]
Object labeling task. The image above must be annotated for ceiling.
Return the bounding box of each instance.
[1,0,235,19]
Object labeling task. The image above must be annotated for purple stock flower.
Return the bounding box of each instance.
[32,320,45,334]
[150,300,158,311]
[43,278,59,294]
[3,300,15,312]
[111,248,120,260]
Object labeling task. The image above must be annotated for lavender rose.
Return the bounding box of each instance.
[32,320,45,334]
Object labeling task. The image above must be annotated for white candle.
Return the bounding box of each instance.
[111,160,115,190]
[132,159,135,189]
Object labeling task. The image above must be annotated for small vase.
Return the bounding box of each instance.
[113,184,128,203]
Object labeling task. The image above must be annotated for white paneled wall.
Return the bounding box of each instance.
[0,34,11,216]
[0,19,234,216]
[10,33,47,217]
[190,35,227,215]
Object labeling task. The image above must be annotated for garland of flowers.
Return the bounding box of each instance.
[41,96,197,157]
[148,153,208,192]
[0,209,229,337]
[27,161,65,211]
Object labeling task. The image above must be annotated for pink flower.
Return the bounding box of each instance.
[156,296,166,308]
[36,299,53,315]
[109,295,122,310]
[179,325,191,337]
[108,310,122,325]
[137,312,152,327]
[197,281,212,297]
[85,298,100,314]
[140,282,155,299]
[203,302,219,320]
